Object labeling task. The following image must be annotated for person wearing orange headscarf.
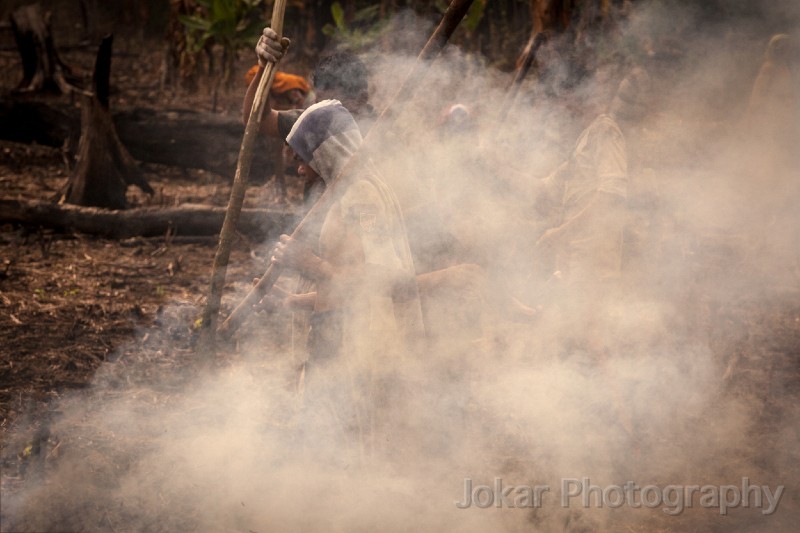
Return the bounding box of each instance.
[244,66,312,110]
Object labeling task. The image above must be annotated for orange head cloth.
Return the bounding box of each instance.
[244,64,260,86]
[244,66,310,96]
[272,72,310,95]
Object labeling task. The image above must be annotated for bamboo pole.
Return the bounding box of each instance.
[498,30,547,123]
[218,0,476,340]
[199,0,288,349]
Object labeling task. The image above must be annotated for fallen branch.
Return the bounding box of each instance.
[0,198,298,239]
[499,31,547,123]
[0,102,275,180]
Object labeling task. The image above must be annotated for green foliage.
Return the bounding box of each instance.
[179,0,265,55]
[177,0,265,89]
[321,1,387,50]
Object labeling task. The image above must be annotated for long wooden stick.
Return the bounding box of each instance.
[200,0,288,346]
[218,0,476,340]
[499,30,547,123]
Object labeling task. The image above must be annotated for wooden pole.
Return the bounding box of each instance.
[498,30,547,123]
[218,0,476,340]
[199,0,288,349]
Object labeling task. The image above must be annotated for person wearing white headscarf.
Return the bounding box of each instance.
[267,100,424,458]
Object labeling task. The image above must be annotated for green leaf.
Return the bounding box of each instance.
[331,2,345,31]
[185,33,208,53]
[240,17,265,40]
[464,0,486,32]
[211,0,235,23]
[178,15,211,31]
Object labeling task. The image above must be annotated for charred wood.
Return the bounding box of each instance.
[114,108,275,180]
[0,99,78,148]
[9,3,78,94]
[0,198,299,239]
[0,102,275,180]
[62,35,153,209]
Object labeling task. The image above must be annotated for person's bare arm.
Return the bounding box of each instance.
[285,291,316,312]
[270,235,336,282]
[535,191,624,250]
[255,282,317,313]
[242,65,280,137]
[270,233,395,288]
[241,26,290,137]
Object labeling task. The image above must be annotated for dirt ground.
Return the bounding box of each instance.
[0,27,300,442]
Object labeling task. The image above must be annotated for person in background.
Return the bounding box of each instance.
[244,28,374,139]
[263,100,424,461]
[244,67,312,110]
[534,68,652,286]
[244,67,312,203]
[532,68,654,445]
[245,28,376,205]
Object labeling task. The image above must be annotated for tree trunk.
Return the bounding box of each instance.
[0,198,298,239]
[78,0,98,43]
[530,0,574,34]
[10,3,74,94]
[62,35,153,209]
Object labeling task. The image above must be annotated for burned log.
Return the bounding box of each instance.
[9,3,76,94]
[0,198,299,239]
[62,35,153,209]
[0,100,78,148]
[0,102,275,180]
[114,108,275,180]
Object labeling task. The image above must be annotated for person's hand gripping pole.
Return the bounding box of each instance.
[199,0,288,350]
